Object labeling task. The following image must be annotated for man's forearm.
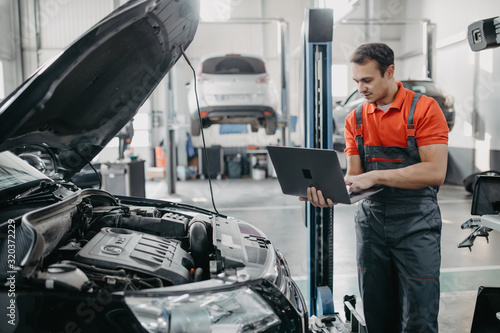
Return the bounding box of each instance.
[368,160,446,189]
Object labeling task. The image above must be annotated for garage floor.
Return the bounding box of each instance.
[146,177,500,333]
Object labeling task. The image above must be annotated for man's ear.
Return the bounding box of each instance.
[385,64,395,78]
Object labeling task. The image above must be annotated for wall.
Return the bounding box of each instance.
[179,0,313,152]
[5,0,499,183]
[0,0,23,96]
[329,0,500,184]
[3,0,318,172]
[403,0,500,183]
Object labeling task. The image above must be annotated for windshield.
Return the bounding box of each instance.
[0,151,50,193]
[401,81,442,95]
[202,56,266,75]
[343,89,363,105]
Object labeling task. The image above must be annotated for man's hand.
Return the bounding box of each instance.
[345,172,377,192]
[299,186,336,207]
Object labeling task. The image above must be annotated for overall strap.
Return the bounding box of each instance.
[355,104,365,164]
[355,93,422,164]
[406,93,422,149]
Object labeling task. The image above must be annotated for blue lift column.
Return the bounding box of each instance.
[303,8,335,317]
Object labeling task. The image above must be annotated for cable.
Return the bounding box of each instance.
[87,160,102,189]
[180,44,220,216]
[75,150,102,189]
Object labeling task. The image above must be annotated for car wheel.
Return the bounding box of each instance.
[265,117,278,135]
[191,117,201,136]
[250,124,259,132]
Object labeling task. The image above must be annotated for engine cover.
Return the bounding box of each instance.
[75,227,193,285]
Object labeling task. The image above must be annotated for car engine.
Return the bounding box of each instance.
[74,227,194,287]
[0,186,288,298]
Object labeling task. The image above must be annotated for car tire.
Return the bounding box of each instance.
[191,117,201,136]
[250,124,259,132]
[265,117,278,135]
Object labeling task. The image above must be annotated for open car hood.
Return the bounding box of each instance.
[0,0,199,181]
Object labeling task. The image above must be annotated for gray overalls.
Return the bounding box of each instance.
[354,93,442,333]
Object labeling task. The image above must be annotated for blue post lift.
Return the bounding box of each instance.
[303,7,335,317]
[303,8,362,332]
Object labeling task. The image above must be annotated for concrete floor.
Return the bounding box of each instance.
[145,177,500,332]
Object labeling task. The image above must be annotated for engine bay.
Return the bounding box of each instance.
[0,185,282,298]
[0,181,306,333]
[1,188,223,293]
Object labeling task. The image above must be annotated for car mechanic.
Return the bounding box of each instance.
[300,42,449,332]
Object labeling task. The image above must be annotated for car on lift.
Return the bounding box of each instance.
[189,54,280,136]
[0,1,308,332]
[332,79,456,140]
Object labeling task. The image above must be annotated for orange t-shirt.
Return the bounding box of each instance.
[344,81,449,157]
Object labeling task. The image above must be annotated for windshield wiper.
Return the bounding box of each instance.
[7,180,61,204]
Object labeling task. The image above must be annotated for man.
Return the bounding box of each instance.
[300,43,448,332]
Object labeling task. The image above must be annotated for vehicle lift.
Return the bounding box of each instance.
[303,8,365,333]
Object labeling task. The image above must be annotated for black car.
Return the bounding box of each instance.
[332,79,456,138]
[0,1,308,332]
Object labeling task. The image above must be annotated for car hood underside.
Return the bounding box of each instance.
[0,0,199,181]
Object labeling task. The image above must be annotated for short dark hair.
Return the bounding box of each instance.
[350,43,394,77]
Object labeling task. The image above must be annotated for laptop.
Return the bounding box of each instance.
[267,146,382,204]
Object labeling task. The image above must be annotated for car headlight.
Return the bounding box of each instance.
[125,286,281,333]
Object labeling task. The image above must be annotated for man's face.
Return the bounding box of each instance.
[351,59,393,105]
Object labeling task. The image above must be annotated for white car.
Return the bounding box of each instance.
[189,54,280,136]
